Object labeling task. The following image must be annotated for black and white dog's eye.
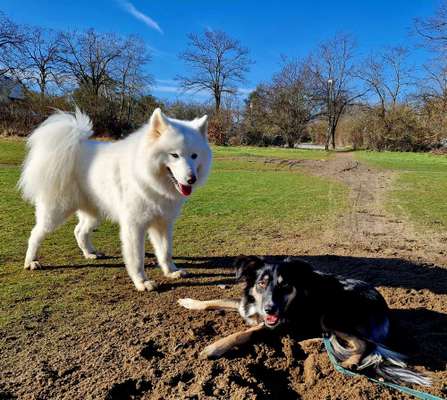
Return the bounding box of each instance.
[170,153,179,158]
[191,153,198,159]
[257,281,267,289]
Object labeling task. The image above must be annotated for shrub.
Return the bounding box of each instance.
[346,105,434,152]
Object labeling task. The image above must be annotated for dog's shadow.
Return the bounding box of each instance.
[390,308,447,370]
[170,253,447,295]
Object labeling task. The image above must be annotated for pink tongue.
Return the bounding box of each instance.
[179,184,192,196]
[265,314,279,325]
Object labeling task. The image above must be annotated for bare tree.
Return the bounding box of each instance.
[243,85,272,141]
[115,36,152,125]
[359,47,412,118]
[178,30,252,113]
[414,1,447,54]
[418,61,447,106]
[413,1,447,141]
[308,33,364,150]
[268,59,319,146]
[13,27,63,96]
[414,2,447,106]
[57,28,152,134]
[59,29,124,97]
[0,12,25,77]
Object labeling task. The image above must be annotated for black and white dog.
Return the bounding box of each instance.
[178,256,431,386]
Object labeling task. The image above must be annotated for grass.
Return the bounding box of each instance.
[212,145,332,160]
[0,139,345,329]
[356,150,447,172]
[356,150,447,231]
[0,137,26,165]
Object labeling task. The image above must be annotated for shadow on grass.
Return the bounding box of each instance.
[168,253,447,296]
[45,252,447,296]
[40,252,447,296]
[157,277,236,292]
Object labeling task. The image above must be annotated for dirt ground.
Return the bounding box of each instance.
[1,153,446,400]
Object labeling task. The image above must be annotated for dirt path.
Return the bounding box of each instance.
[303,152,447,266]
[1,153,446,400]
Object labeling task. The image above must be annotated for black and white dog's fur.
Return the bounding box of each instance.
[178,256,431,386]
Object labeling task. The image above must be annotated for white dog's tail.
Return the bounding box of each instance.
[18,108,93,206]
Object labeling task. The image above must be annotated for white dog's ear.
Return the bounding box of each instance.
[149,108,168,138]
[194,115,208,137]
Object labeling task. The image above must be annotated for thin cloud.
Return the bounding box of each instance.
[153,85,183,94]
[152,80,183,94]
[237,87,254,95]
[119,1,163,34]
[147,46,174,58]
[152,80,208,97]
[152,80,253,99]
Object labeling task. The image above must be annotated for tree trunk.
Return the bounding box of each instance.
[325,120,331,150]
[331,124,336,149]
[214,91,221,113]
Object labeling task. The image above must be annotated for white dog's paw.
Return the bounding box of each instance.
[144,280,158,291]
[165,269,189,279]
[24,261,42,270]
[84,251,105,260]
[134,280,158,291]
[177,298,204,310]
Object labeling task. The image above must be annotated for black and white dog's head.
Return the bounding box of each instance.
[235,256,314,329]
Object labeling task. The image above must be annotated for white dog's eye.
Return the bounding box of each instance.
[191,153,198,159]
[170,153,179,158]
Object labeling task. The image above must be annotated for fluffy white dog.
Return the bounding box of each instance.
[19,108,212,291]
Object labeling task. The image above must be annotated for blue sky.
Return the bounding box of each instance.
[1,0,440,103]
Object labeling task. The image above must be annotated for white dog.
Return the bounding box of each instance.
[19,108,212,291]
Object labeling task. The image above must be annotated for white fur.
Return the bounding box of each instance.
[19,108,212,290]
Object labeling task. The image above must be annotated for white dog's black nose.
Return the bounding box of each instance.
[187,175,197,185]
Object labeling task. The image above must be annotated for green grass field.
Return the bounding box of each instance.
[357,151,447,230]
[212,145,332,160]
[0,139,345,328]
[0,137,26,165]
[356,150,447,172]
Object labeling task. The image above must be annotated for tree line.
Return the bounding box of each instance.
[1,3,447,151]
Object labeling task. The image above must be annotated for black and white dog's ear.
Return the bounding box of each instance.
[234,256,264,281]
[282,257,314,284]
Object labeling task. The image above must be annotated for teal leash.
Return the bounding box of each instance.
[323,337,444,400]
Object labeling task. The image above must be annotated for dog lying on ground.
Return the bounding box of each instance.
[19,108,211,290]
[178,256,431,386]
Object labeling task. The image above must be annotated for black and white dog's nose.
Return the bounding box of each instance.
[264,304,277,315]
[187,175,197,185]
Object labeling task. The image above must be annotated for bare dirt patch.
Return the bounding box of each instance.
[301,152,447,265]
[1,153,446,399]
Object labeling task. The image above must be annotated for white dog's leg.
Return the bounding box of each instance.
[24,202,68,270]
[74,211,104,259]
[148,218,188,279]
[120,222,156,291]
